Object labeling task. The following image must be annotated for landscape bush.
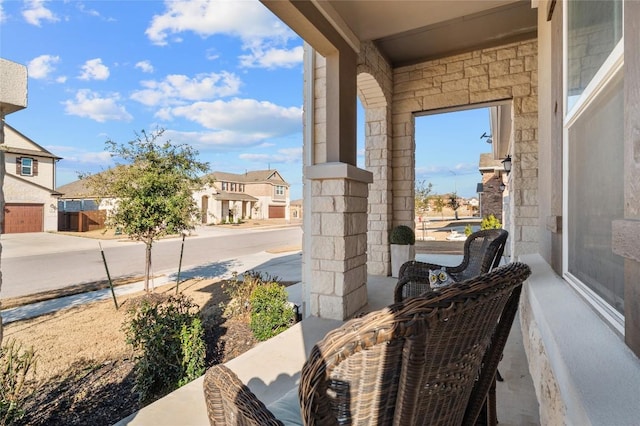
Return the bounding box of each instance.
[249,283,296,342]
[124,294,205,403]
[222,270,281,319]
[481,214,502,230]
[0,339,37,425]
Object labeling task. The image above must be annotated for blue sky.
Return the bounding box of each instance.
[1,0,491,200]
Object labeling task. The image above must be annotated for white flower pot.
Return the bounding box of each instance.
[391,244,415,278]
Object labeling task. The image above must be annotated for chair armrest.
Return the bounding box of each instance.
[398,260,444,281]
[203,364,284,426]
[394,275,433,303]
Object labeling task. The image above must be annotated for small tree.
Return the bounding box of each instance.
[415,180,433,219]
[434,196,446,219]
[84,128,209,292]
[448,191,462,220]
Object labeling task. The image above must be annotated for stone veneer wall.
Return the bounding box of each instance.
[309,178,369,319]
[357,41,394,276]
[392,39,539,257]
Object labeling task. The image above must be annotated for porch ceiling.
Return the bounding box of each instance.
[322,0,537,66]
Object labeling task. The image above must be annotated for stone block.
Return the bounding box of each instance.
[446,61,464,73]
[423,90,470,110]
[469,75,489,91]
[442,79,469,92]
[490,72,532,89]
[497,47,517,60]
[489,60,510,77]
[312,196,335,212]
[322,213,346,236]
[512,83,531,97]
[422,64,447,77]
[345,285,368,318]
[311,270,336,295]
[311,236,335,259]
[465,64,489,78]
[318,294,345,320]
[393,98,423,114]
[470,88,512,103]
[481,51,498,63]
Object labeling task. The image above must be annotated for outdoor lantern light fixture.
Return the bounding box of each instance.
[499,182,506,192]
[502,155,512,174]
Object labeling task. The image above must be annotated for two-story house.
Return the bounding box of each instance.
[2,123,61,233]
[194,169,290,224]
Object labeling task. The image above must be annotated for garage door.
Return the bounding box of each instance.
[3,203,44,234]
[268,205,285,219]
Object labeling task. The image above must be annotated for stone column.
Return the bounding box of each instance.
[306,163,372,320]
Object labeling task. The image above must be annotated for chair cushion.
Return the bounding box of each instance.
[266,386,303,425]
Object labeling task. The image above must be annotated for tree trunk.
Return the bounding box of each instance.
[144,241,153,292]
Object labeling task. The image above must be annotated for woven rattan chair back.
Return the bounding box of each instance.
[203,262,531,426]
[395,229,508,303]
[300,261,530,425]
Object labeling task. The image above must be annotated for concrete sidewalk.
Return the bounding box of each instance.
[1,250,303,324]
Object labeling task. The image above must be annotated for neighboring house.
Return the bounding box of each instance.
[194,169,290,224]
[2,123,61,233]
[57,178,101,212]
[289,199,303,220]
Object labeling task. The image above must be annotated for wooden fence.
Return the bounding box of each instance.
[58,210,106,232]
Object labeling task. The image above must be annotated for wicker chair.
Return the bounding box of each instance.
[395,229,508,303]
[203,261,531,426]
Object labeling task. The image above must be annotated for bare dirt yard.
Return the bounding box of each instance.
[3,275,292,425]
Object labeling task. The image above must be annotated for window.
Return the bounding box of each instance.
[564,0,625,329]
[17,157,37,176]
[221,182,228,191]
[566,0,622,113]
[275,185,285,197]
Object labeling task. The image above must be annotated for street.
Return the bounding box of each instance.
[0,226,302,299]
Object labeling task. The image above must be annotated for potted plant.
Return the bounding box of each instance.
[390,225,416,277]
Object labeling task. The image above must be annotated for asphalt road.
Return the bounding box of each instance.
[0,226,302,299]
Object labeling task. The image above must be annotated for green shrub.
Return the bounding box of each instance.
[389,225,415,245]
[249,283,296,342]
[124,294,205,403]
[222,270,281,319]
[481,214,502,230]
[464,224,473,236]
[0,339,37,425]
[178,317,206,387]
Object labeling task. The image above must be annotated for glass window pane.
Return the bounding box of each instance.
[568,75,624,314]
[21,158,32,175]
[567,0,622,111]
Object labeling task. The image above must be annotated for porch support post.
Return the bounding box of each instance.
[306,163,372,320]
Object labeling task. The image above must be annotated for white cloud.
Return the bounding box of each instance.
[27,54,60,79]
[75,2,100,17]
[239,147,302,163]
[146,0,300,69]
[239,45,303,69]
[131,72,241,106]
[167,98,301,138]
[135,60,154,73]
[22,0,58,26]
[146,0,290,45]
[63,89,133,123]
[47,146,112,165]
[0,0,6,23]
[56,75,67,83]
[78,58,110,81]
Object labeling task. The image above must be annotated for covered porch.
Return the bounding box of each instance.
[121,0,640,424]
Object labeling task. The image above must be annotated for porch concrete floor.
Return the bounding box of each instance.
[117,255,540,425]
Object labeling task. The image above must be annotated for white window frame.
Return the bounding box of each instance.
[21,157,33,176]
[275,185,285,196]
[562,6,625,335]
